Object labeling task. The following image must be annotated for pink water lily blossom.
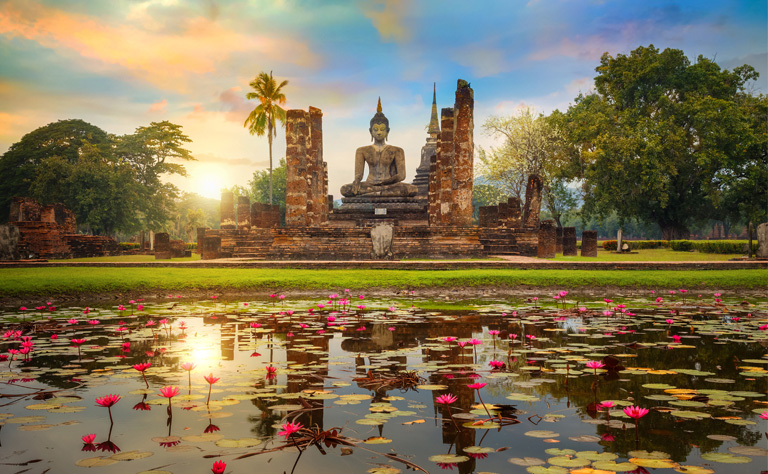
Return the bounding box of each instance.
[623,405,649,419]
[211,460,226,474]
[436,393,458,405]
[278,421,303,439]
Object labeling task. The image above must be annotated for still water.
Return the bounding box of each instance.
[0,292,766,473]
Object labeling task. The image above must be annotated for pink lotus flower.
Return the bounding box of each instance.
[760,411,768,420]
[278,421,303,439]
[67,318,78,324]
[487,330,500,336]
[265,366,277,375]
[71,338,86,345]
[211,460,226,474]
[50,334,58,339]
[467,382,487,390]
[204,373,220,384]
[586,360,605,369]
[671,335,681,343]
[488,360,504,369]
[442,337,457,342]
[159,386,180,398]
[623,405,649,419]
[436,393,458,405]
[468,338,482,345]
[137,305,144,311]
[388,326,395,331]
[509,334,518,340]
[599,401,615,409]
[457,341,467,348]
[82,433,96,444]
[96,394,121,424]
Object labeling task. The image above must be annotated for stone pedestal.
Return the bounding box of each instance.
[556,226,563,254]
[371,223,394,259]
[196,227,207,253]
[757,222,768,258]
[562,227,577,256]
[537,219,556,258]
[581,230,598,257]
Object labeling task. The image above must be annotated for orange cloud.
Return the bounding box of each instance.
[149,99,168,113]
[0,0,321,92]
[363,0,411,43]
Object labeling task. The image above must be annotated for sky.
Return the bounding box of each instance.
[1,0,766,200]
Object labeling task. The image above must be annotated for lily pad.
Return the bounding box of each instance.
[508,457,546,466]
[700,452,751,464]
[547,456,591,468]
[428,454,469,463]
[525,430,559,438]
[592,460,639,471]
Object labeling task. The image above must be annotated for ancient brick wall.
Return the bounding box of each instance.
[10,197,42,222]
[581,230,598,257]
[451,80,474,226]
[537,219,556,258]
[237,196,251,230]
[562,227,578,256]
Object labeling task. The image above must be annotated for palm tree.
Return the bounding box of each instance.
[244,71,288,205]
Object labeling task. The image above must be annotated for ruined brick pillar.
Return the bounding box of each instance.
[537,219,556,258]
[436,108,455,225]
[522,174,543,229]
[479,206,498,227]
[562,227,577,256]
[154,232,171,259]
[508,197,522,228]
[307,106,328,226]
[427,153,439,225]
[237,196,250,230]
[581,230,598,257]
[196,227,207,253]
[285,107,329,228]
[286,109,310,227]
[9,197,42,222]
[201,236,222,260]
[452,79,474,226]
[220,191,235,230]
[556,226,563,254]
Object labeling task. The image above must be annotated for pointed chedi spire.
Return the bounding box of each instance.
[377,97,382,113]
[428,82,440,135]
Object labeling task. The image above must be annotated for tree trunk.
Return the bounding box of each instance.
[268,128,273,205]
[659,222,691,240]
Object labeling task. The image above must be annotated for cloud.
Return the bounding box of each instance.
[149,99,168,113]
[564,77,594,97]
[219,86,253,123]
[528,34,620,61]
[193,152,266,167]
[362,0,411,43]
[453,46,508,78]
[0,0,321,92]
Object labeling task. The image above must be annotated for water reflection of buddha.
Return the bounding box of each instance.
[340,99,418,198]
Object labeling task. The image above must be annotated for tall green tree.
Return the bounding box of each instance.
[244,71,288,205]
[0,119,109,222]
[114,121,195,230]
[556,45,762,239]
[248,157,287,213]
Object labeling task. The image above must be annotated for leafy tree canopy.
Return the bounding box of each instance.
[556,44,764,239]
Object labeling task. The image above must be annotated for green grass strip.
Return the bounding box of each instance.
[0,268,763,298]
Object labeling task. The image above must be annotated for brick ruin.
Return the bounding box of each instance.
[199,79,543,260]
[1,197,119,259]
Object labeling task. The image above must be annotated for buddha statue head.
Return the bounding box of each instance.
[369,97,389,143]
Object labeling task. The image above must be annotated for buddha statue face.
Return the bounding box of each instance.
[370,122,389,142]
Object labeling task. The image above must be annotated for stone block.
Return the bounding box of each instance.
[371,223,394,259]
[154,232,171,259]
[556,226,563,254]
[9,197,42,222]
[201,236,222,260]
[196,227,207,253]
[562,227,577,256]
[581,230,598,257]
[757,222,768,258]
[537,219,556,258]
[0,225,20,260]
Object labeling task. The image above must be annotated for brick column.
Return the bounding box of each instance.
[220,191,235,230]
[581,230,598,257]
[307,106,328,226]
[237,196,250,230]
[562,227,577,256]
[452,79,474,226]
[285,109,310,227]
[508,197,522,228]
[437,108,455,225]
[537,219,556,258]
[154,232,170,259]
[196,227,207,253]
[556,226,563,254]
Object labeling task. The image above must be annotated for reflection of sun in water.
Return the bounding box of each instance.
[187,339,218,369]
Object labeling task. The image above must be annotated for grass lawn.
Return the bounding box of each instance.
[0,268,763,299]
[553,248,744,261]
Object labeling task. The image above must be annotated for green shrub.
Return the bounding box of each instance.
[631,240,668,249]
[186,243,197,250]
[119,242,140,251]
[670,240,693,251]
[692,240,757,254]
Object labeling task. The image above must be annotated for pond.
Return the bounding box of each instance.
[0,290,766,474]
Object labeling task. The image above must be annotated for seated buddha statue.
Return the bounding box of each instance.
[340,99,418,198]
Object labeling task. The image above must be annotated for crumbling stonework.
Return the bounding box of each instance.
[154,233,170,259]
[537,220,556,258]
[428,80,474,227]
[285,107,329,227]
[522,175,543,229]
[581,230,598,257]
[220,191,235,230]
[556,226,563,254]
[251,203,281,228]
[237,196,251,230]
[0,225,20,260]
[201,234,222,260]
[562,227,577,256]
[8,198,118,259]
